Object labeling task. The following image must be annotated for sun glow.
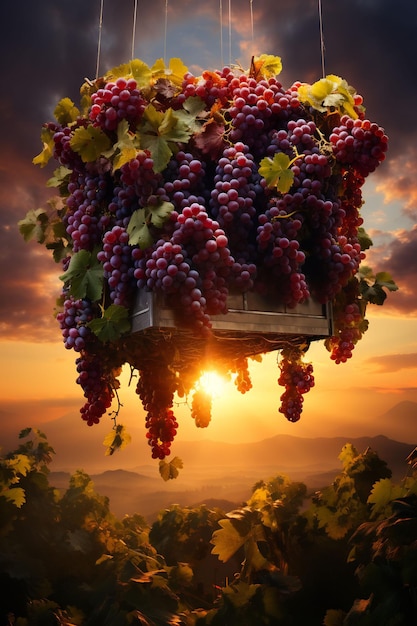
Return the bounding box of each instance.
[195,370,227,398]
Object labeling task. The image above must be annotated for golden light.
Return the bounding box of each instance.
[195,370,227,398]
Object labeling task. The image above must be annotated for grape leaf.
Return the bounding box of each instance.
[367,478,405,517]
[103,423,132,455]
[251,54,283,79]
[159,456,183,481]
[194,118,226,157]
[2,487,26,508]
[149,201,174,228]
[70,125,112,163]
[88,304,131,342]
[259,153,296,193]
[54,97,80,125]
[130,58,152,87]
[103,120,141,171]
[140,105,192,172]
[126,208,154,249]
[211,518,248,562]
[151,57,189,87]
[32,126,55,167]
[18,208,49,243]
[59,249,103,300]
[323,609,346,626]
[46,166,72,189]
[358,226,373,251]
[298,75,359,119]
[222,581,258,607]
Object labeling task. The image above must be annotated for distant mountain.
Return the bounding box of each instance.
[377,401,417,440]
[49,434,415,520]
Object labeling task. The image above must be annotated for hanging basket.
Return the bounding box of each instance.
[20,53,396,473]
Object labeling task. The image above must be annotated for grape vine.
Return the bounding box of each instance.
[19,54,397,475]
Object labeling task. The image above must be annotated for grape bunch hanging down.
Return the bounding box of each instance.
[20,54,397,473]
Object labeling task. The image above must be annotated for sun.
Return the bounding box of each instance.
[195,370,227,398]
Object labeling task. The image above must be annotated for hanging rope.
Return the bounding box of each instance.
[131,0,138,60]
[318,0,326,78]
[164,0,169,64]
[95,0,105,79]
[228,0,232,67]
[249,0,254,57]
[219,0,224,69]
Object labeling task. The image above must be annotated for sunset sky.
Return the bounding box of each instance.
[0,0,416,474]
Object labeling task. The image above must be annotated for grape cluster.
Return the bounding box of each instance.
[277,349,315,422]
[191,389,212,428]
[326,279,367,364]
[330,116,388,177]
[76,354,115,426]
[134,203,234,330]
[136,364,178,459]
[233,358,253,394]
[97,225,135,307]
[56,296,94,351]
[90,77,147,132]
[64,173,110,252]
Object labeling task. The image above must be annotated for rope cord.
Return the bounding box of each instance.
[250,0,254,57]
[318,0,326,77]
[95,0,104,79]
[228,0,232,67]
[219,0,224,69]
[131,0,138,60]
[164,0,168,64]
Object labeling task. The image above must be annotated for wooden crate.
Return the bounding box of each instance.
[129,289,333,363]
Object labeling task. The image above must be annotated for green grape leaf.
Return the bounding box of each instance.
[222,581,258,608]
[358,226,373,251]
[32,126,55,167]
[127,208,154,249]
[140,105,192,172]
[103,424,132,455]
[259,153,296,193]
[367,478,404,517]
[88,304,131,342]
[54,97,80,125]
[103,119,141,171]
[59,249,103,301]
[46,166,72,189]
[375,271,399,292]
[70,125,112,163]
[18,208,49,243]
[211,518,248,562]
[159,456,183,481]
[149,201,174,228]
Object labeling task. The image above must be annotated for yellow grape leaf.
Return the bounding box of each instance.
[130,58,152,87]
[159,456,183,481]
[70,125,112,163]
[103,424,132,456]
[367,478,405,517]
[151,57,188,87]
[211,518,248,562]
[54,97,80,125]
[32,126,55,167]
[104,61,132,81]
[2,487,26,508]
[103,119,140,171]
[258,153,296,192]
[251,54,282,79]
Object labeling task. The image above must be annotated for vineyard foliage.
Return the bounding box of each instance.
[1,429,417,625]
